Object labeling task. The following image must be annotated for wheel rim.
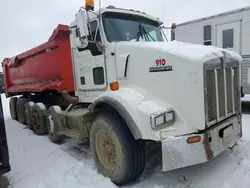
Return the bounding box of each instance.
[95,130,120,170]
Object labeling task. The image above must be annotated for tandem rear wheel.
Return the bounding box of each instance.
[25,102,35,130]
[31,103,48,135]
[16,98,28,124]
[9,97,18,120]
[90,113,145,186]
[47,106,65,144]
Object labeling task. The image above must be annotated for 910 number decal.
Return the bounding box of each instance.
[149,58,172,72]
[156,59,166,66]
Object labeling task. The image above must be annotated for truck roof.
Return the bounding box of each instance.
[177,5,250,26]
[70,7,163,28]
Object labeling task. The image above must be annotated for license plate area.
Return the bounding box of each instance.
[219,124,233,146]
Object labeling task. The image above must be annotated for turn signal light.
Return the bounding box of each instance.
[187,136,201,144]
[110,82,119,91]
[171,23,177,29]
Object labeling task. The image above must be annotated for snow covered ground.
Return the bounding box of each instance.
[2,94,250,188]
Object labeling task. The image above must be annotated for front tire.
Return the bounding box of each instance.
[90,113,145,185]
[9,97,18,120]
[31,103,48,135]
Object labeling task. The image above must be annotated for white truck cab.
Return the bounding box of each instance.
[46,1,243,185]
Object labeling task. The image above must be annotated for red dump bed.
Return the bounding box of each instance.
[2,24,74,96]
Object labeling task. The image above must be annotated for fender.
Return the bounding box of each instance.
[89,96,142,139]
[88,87,189,141]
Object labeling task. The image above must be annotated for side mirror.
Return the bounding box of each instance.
[75,10,89,49]
[76,10,89,38]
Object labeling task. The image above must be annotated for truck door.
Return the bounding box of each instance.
[73,20,107,93]
[216,21,241,54]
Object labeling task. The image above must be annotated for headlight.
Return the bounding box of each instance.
[150,110,174,129]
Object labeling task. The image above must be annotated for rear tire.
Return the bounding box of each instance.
[47,106,64,144]
[31,103,48,135]
[90,113,145,186]
[16,98,28,124]
[25,102,35,130]
[9,97,18,120]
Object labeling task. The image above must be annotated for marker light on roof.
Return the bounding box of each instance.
[85,0,94,10]
[85,0,94,7]
[107,5,116,8]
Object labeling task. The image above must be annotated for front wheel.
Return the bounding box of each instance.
[90,113,145,186]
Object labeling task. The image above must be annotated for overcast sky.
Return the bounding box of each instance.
[1,0,250,63]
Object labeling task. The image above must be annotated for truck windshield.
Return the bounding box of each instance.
[102,12,164,42]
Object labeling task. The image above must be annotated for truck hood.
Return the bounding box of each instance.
[115,40,242,62]
[114,40,241,135]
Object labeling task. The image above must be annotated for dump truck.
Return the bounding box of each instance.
[2,0,243,185]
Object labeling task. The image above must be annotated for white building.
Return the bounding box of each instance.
[175,6,250,96]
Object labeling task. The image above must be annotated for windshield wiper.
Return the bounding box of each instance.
[136,24,144,41]
[137,24,156,42]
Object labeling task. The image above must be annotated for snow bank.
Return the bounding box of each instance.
[5,120,117,188]
[241,94,250,102]
[19,158,116,188]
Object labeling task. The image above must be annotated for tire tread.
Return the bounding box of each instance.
[90,112,145,185]
[17,98,28,124]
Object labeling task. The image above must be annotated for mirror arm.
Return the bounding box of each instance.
[79,7,99,16]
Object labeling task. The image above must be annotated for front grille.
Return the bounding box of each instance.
[226,68,233,114]
[206,70,217,122]
[205,64,240,126]
[217,69,226,118]
[233,67,239,111]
